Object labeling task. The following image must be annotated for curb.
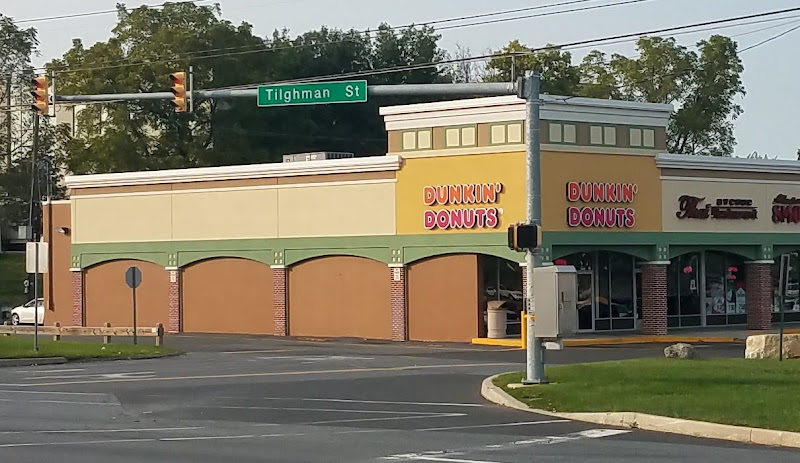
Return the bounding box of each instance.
[481,374,800,449]
[0,357,67,368]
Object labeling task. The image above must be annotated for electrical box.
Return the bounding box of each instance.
[532,265,577,339]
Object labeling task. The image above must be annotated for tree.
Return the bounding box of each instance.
[486,35,745,156]
[51,3,451,173]
[485,40,579,95]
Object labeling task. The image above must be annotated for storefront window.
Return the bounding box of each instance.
[480,255,523,336]
[667,253,702,327]
[704,251,746,326]
[772,253,800,323]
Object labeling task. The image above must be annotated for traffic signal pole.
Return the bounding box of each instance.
[522,71,546,385]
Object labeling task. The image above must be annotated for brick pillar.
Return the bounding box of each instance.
[273,266,288,336]
[71,269,83,326]
[167,268,181,333]
[746,261,773,330]
[641,262,669,336]
[390,265,407,341]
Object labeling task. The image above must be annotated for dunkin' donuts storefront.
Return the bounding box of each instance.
[41,95,800,342]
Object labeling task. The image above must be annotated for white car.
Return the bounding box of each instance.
[10,298,44,326]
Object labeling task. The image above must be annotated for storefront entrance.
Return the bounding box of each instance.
[561,251,639,332]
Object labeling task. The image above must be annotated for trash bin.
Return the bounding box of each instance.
[487,300,508,339]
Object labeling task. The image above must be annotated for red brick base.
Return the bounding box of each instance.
[746,262,772,330]
[390,266,407,341]
[273,267,288,336]
[641,263,668,336]
[71,270,83,326]
[168,269,181,333]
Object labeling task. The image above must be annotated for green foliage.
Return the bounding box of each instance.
[496,358,800,432]
[487,36,745,156]
[0,253,26,307]
[50,3,450,174]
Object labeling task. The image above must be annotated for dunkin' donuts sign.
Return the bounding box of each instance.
[423,183,503,230]
[566,181,638,228]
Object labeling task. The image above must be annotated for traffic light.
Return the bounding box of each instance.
[507,223,542,252]
[169,71,187,113]
[30,75,49,115]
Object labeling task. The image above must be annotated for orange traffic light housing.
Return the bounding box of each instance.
[169,71,187,113]
[31,75,49,115]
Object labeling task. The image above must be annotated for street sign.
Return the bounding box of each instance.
[125,266,142,289]
[257,80,367,107]
[25,242,49,273]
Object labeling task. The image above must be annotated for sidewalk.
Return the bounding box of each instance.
[472,323,800,348]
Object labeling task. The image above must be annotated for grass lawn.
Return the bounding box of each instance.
[495,358,800,432]
[0,335,179,360]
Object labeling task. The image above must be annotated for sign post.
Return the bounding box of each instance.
[125,267,142,345]
[257,80,367,108]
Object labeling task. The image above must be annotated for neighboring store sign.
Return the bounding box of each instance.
[772,194,800,223]
[423,183,503,230]
[676,195,758,220]
[565,181,638,228]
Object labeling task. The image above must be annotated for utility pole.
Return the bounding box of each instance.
[522,70,546,385]
[5,73,11,170]
[30,113,40,352]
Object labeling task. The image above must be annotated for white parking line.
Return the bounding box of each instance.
[300,398,484,408]
[159,434,255,442]
[15,368,86,374]
[0,389,106,396]
[215,405,448,415]
[408,458,500,463]
[0,426,204,435]
[414,420,569,431]
[221,349,294,354]
[32,400,117,406]
[308,413,467,426]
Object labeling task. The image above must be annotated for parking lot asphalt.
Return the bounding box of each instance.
[0,335,795,463]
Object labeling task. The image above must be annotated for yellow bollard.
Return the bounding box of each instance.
[520,311,526,349]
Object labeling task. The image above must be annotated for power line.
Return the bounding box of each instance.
[46,0,651,74]
[203,6,800,92]
[14,0,209,24]
[740,22,800,52]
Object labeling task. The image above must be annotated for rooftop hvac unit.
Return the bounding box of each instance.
[282,151,355,163]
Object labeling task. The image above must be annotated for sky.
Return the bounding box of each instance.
[3,0,799,159]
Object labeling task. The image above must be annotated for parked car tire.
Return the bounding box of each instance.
[10,313,20,325]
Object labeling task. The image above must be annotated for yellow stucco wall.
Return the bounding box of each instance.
[396,152,526,235]
[72,182,396,243]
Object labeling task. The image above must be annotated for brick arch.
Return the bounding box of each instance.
[181,257,273,335]
[288,256,390,340]
[83,259,168,329]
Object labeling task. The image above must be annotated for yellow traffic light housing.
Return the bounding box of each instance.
[30,75,49,115]
[169,71,187,113]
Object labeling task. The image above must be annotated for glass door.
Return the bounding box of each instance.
[577,271,594,331]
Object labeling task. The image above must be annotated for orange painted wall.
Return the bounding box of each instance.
[83,260,169,328]
[42,202,73,326]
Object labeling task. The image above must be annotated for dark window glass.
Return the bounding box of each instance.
[667,260,680,316]
[597,252,610,319]
[609,253,634,319]
[678,254,701,316]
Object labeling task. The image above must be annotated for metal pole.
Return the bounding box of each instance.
[779,254,788,361]
[522,70,545,385]
[5,73,11,170]
[132,285,138,346]
[188,65,194,114]
[31,114,40,352]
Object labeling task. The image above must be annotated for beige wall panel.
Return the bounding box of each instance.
[278,183,396,237]
[73,195,172,243]
[662,179,800,233]
[288,256,391,340]
[172,189,279,240]
[407,254,480,342]
[84,260,169,328]
[182,258,273,335]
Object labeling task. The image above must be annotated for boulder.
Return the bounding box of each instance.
[745,334,800,359]
[664,343,695,359]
